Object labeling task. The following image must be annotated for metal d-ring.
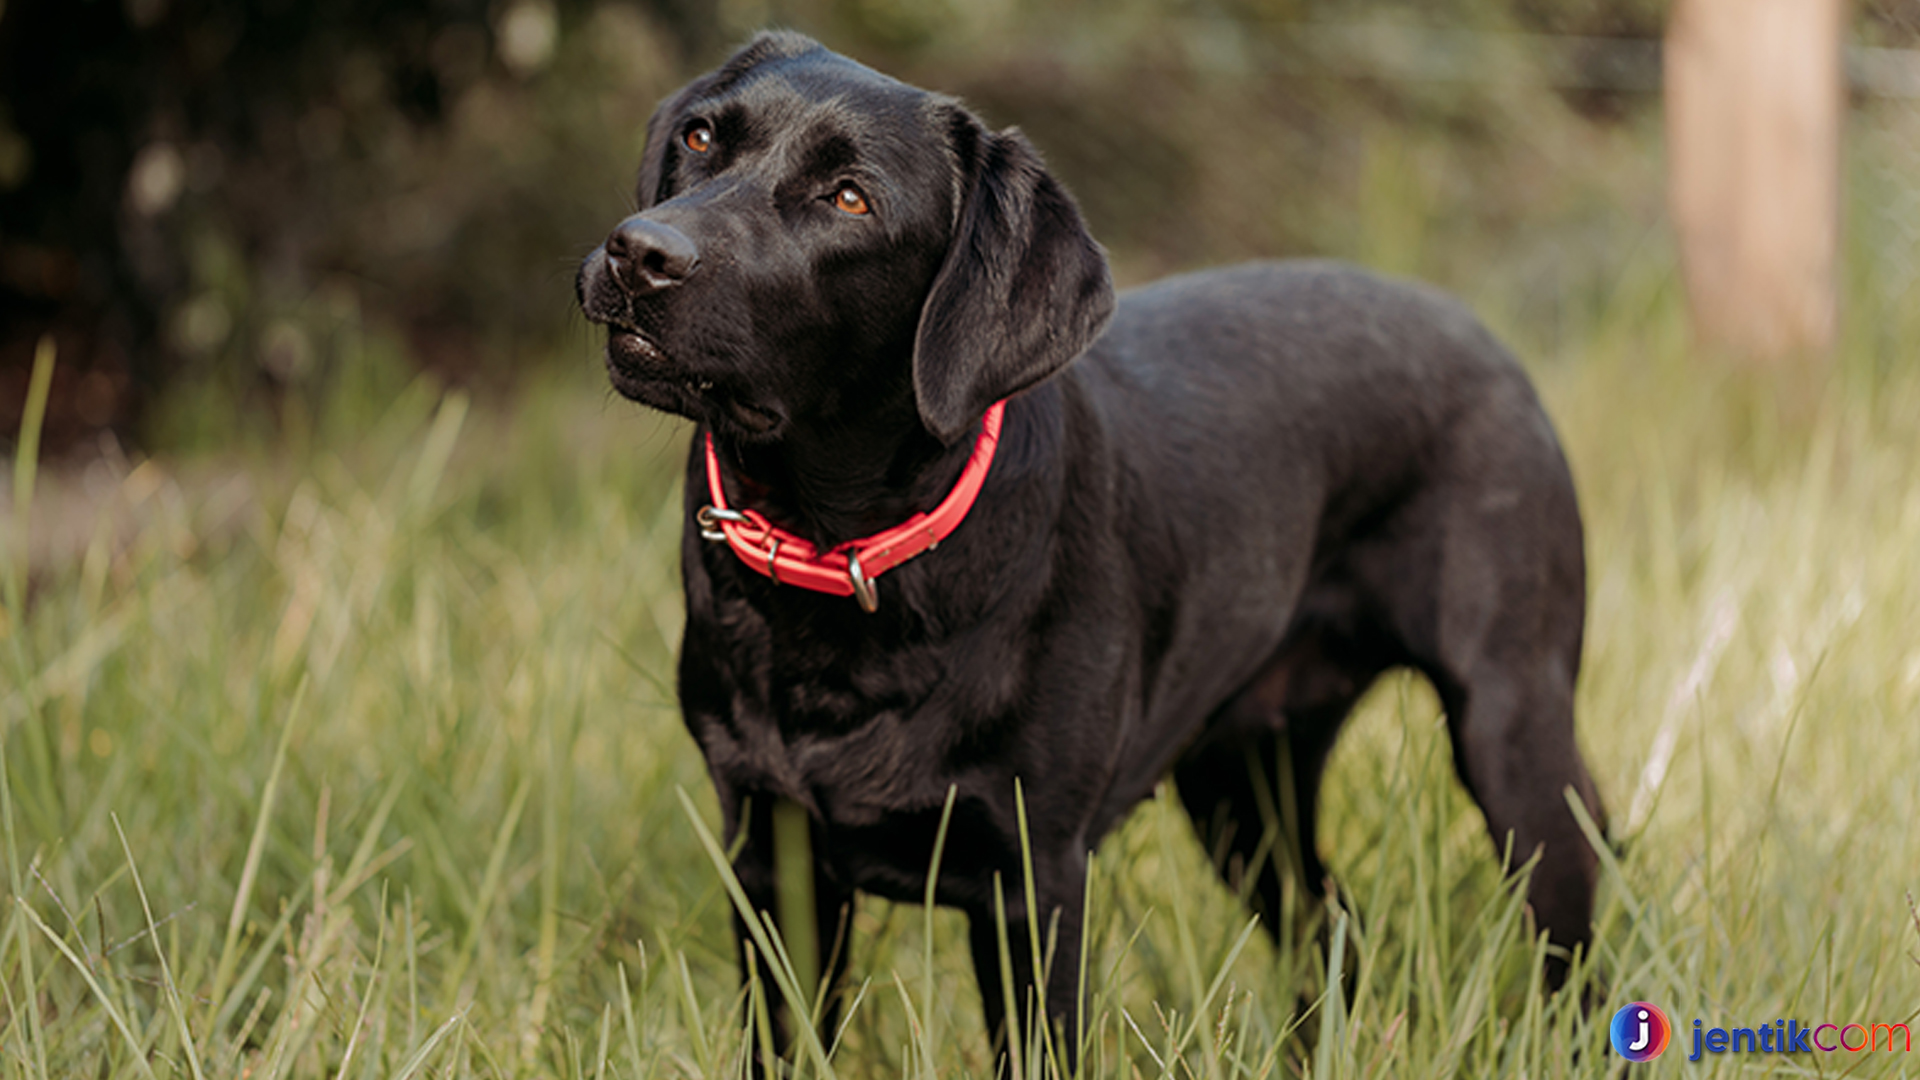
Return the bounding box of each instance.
[765,537,781,581]
[847,551,879,613]
[696,505,748,542]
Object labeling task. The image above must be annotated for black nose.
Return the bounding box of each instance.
[605,217,699,294]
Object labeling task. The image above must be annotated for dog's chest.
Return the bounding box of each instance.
[699,618,988,826]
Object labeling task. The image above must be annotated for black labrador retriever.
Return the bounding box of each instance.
[577,30,1606,1065]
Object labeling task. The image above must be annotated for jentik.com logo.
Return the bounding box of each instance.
[1607,1000,1915,1063]
[1611,1002,1673,1061]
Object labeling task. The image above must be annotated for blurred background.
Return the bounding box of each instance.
[4,0,1916,462]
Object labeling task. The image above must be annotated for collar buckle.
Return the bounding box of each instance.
[696,504,749,542]
[847,551,879,613]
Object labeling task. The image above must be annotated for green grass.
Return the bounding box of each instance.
[4,263,1919,1079]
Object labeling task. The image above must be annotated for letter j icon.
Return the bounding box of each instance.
[1611,1002,1672,1061]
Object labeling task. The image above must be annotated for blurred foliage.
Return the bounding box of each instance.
[0,0,1913,455]
[0,0,710,453]
[1861,0,1920,45]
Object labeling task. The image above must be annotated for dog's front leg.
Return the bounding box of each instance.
[965,848,1088,1076]
[723,792,783,1074]
[725,792,854,1074]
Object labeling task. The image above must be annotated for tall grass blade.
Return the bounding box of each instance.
[114,814,210,1080]
[19,898,160,1080]
[1012,778,1063,1078]
[406,391,469,516]
[992,872,1024,1080]
[393,1010,465,1080]
[0,739,49,1080]
[5,335,55,614]
[1311,910,1348,1080]
[439,773,531,1004]
[772,797,820,1009]
[210,675,308,1020]
[673,950,715,1076]
[330,881,388,1080]
[675,786,836,1079]
[920,784,958,1078]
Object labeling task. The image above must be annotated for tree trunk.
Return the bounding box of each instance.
[1666,0,1847,363]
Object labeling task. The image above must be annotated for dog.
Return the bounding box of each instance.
[576,30,1606,1066]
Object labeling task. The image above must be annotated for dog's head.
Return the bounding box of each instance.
[576,32,1114,446]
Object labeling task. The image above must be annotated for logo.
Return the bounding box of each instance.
[1612,1002,1673,1061]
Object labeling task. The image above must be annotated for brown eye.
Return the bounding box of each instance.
[683,125,712,154]
[834,185,870,216]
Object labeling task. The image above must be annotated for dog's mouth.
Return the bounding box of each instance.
[603,328,785,436]
[605,331,719,409]
[604,327,669,382]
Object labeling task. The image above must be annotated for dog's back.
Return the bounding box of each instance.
[1082,260,1553,521]
[1062,259,1583,803]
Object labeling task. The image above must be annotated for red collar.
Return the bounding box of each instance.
[696,401,1007,613]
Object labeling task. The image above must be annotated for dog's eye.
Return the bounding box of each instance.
[683,125,713,154]
[833,185,870,216]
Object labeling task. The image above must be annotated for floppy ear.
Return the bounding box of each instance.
[913,113,1115,444]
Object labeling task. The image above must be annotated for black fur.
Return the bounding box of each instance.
[577,31,1606,1067]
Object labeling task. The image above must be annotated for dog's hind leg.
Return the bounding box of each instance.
[1175,728,1324,929]
[1423,650,1604,989]
[1360,433,1607,990]
[1175,622,1388,933]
